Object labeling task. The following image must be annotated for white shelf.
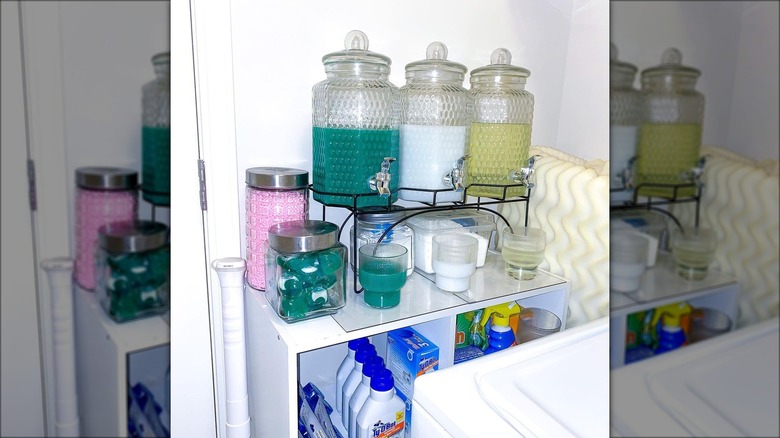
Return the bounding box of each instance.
[245,251,570,437]
[611,253,738,316]
[609,254,740,369]
[73,285,169,437]
[246,251,568,353]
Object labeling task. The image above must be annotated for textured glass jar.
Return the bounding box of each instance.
[141,52,170,206]
[636,48,704,198]
[468,48,534,199]
[610,43,643,190]
[245,167,309,291]
[96,221,169,322]
[75,167,139,291]
[265,220,347,323]
[399,41,473,203]
[350,206,414,277]
[312,30,400,208]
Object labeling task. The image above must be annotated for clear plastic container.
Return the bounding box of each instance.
[245,167,309,290]
[405,210,496,274]
[610,43,643,190]
[74,167,139,291]
[312,30,400,208]
[96,220,169,322]
[141,52,170,206]
[265,220,347,323]
[468,48,534,199]
[399,41,473,203]
[350,206,414,277]
[636,48,705,198]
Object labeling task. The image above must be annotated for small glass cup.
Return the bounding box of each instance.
[432,233,478,292]
[671,226,717,280]
[610,231,649,293]
[516,307,562,344]
[358,243,408,309]
[501,225,546,280]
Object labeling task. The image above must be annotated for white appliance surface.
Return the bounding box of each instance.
[411,317,609,437]
[611,317,780,437]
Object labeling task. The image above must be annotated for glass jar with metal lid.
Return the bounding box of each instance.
[610,43,643,190]
[245,167,309,291]
[74,166,139,291]
[141,52,170,206]
[312,30,400,208]
[350,206,414,277]
[399,41,473,203]
[96,220,169,322]
[636,47,705,198]
[468,48,534,199]
[265,220,347,323]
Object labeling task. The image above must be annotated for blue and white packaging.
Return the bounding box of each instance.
[386,328,439,437]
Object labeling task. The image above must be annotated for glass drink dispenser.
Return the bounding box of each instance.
[636,48,704,198]
[399,41,473,203]
[610,43,643,190]
[141,52,170,206]
[312,30,400,208]
[468,48,534,199]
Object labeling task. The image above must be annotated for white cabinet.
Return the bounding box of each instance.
[245,252,569,437]
[609,254,739,369]
[73,286,169,437]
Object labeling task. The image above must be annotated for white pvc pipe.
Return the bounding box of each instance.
[40,257,80,437]
[211,257,251,438]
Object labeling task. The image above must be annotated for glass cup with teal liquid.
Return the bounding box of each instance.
[358,243,408,309]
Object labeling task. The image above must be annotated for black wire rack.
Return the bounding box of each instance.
[309,182,534,293]
[610,180,704,230]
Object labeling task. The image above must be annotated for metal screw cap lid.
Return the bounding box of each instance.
[76,166,138,190]
[268,220,339,253]
[246,167,309,189]
[98,220,169,253]
[356,206,407,223]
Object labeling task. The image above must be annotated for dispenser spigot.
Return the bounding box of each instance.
[509,155,542,189]
[443,155,470,191]
[618,156,637,189]
[368,157,396,197]
[680,155,709,187]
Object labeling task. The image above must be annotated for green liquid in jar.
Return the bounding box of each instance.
[142,126,170,206]
[312,127,399,208]
[467,123,530,198]
[636,123,701,198]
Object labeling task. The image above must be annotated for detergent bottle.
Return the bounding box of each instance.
[651,302,692,354]
[480,302,522,354]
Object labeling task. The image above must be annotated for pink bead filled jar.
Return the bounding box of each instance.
[74,167,139,290]
[245,167,309,290]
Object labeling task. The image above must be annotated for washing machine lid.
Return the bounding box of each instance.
[412,317,609,437]
[612,317,780,437]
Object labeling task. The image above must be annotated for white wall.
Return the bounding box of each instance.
[611,1,779,161]
[59,1,171,233]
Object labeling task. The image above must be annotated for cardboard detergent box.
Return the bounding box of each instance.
[386,327,439,438]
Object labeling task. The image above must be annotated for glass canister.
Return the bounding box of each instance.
[75,167,139,291]
[467,48,534,199]
[350,206,414,277]
[265,220,347,323]
[141,52,170,206]
[96,220,169,322]
[636,48,704,198]
[399,41,473,203]
[312,30,400,208]
[245,167,310,291]
[610,43,643,190]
